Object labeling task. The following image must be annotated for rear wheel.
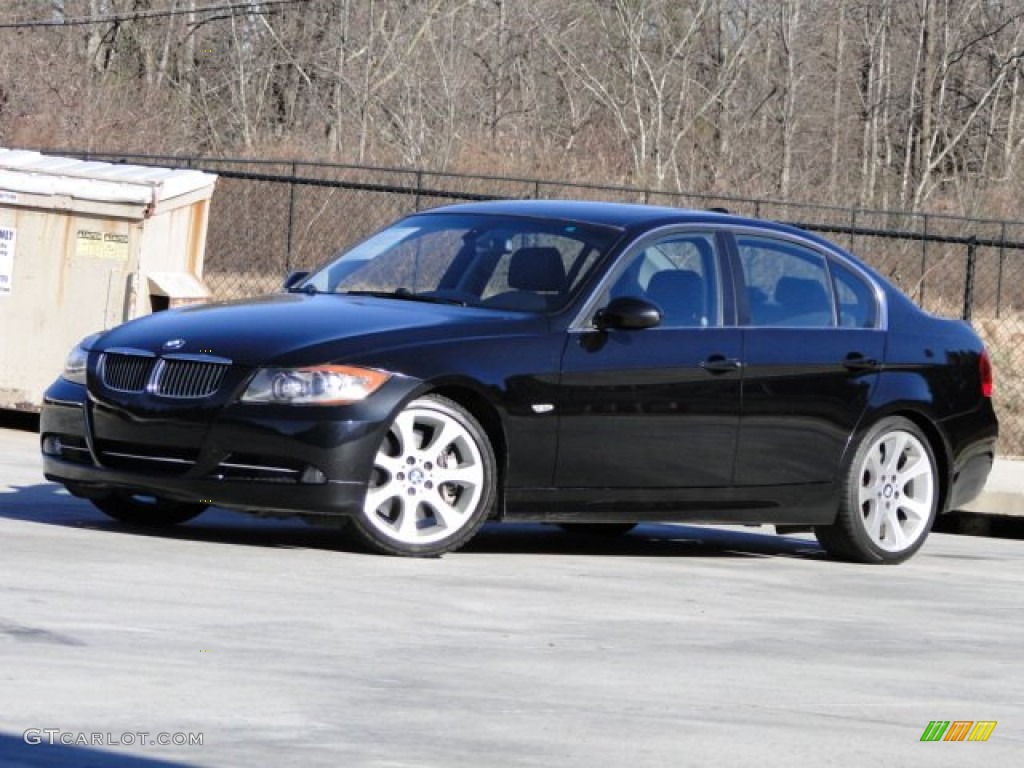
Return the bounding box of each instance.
[815,416,939,564]
[91,493,207,527]
[350,395,496,557]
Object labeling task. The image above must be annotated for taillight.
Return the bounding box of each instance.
[979,350,993,398]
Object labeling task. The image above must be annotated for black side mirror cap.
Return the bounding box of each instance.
[594,297,662,331]
[282,270,310,291]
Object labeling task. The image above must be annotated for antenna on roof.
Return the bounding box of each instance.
[708,207,730,214]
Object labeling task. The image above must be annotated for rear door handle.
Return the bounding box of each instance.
[843,353,880,372]
[701,355,743,374]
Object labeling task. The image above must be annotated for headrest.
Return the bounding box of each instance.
[508,247,567,292]
[775,276,830,314]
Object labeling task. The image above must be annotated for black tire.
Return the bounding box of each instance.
[350,394,497,557]
[814,416,939,564]
[558,523,637,536]
[91,492,208,527]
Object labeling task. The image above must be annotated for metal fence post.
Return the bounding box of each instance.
[963,237,978,321]
[415,171,423,210]
[920,214,928,307]
[996,222,1006,319]
[286,162,297,271]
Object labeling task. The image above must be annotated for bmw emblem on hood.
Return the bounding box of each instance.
[162,338,186,351]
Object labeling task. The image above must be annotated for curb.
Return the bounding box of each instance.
[958,458,1024,517]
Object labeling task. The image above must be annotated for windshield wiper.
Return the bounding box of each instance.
[340,289,470,306]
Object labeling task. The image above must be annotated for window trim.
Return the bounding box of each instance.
[723,227,887,331]
[570,224,736,332]
[573,223,888,333]
[829,256,881,329]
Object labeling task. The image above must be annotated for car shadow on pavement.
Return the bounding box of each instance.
[0,731,200,768]
[0,481,828,560]
[933,509,1024,539]
[0,410,39,432]
[467,522,828,559]
[0,482,361,554]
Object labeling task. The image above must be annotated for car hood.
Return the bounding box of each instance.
[92,293,544,367]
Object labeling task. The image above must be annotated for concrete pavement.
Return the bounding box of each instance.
[2,425,1023,767]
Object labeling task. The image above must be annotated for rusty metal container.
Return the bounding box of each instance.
[0,148,217,410]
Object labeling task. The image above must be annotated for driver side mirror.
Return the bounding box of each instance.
[593,297,662,331]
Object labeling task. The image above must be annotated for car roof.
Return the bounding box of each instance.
[424,198,803,236]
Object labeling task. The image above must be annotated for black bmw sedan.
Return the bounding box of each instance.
[41,201,997,562]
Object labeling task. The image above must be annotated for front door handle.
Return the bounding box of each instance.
[701,355,743,374]
[843,353,880,372]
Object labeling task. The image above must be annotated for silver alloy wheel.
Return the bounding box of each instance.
[363,401,487,546]
[856,429,935,553]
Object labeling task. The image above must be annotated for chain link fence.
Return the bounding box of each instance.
[58,152,1024,456]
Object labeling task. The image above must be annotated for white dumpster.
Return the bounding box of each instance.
[0,148,217,410]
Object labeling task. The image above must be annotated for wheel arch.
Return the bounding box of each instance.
[817,406,950,563]
[894,409,953,516]
[425,383,508,519]
[850,406,954,517]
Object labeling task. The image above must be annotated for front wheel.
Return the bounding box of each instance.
[350,395,497,557]
[815,417,939,564]
[91,492,207,527]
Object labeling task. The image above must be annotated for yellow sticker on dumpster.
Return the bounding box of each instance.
[76,230,129,260]
[0,226,15,296]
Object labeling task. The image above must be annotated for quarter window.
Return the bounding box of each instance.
[830,259,878,328]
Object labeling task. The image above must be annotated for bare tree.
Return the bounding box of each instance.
[4,0,1024,217]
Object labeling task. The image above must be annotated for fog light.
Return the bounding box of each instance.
[299,466,327,485]
[42,435,62,456]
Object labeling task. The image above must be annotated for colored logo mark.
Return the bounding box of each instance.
[920,721,997,742]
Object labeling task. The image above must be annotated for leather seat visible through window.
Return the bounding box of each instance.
[646,269,704,326]
[774,276,831,324]
[483,246,567,311]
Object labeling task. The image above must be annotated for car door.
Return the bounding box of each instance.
[555,229,743,491]
[728,231,885,486]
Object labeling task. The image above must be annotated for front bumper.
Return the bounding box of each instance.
[40,377,412,517]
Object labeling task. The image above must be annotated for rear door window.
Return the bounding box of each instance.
[737,236,834,328]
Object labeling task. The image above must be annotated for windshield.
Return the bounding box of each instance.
[301,213,621,312]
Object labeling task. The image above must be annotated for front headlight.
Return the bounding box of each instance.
[241,365,391,405]
[62,332,103,385]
